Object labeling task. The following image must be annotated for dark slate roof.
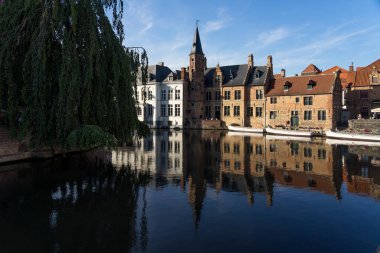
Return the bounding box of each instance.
[204,64,269,87]
[190,27,203,55]
[246,66,269,86]
[145,65,173,82]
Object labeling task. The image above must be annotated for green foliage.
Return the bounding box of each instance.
[66,125,117,150]
[0,0,149,147]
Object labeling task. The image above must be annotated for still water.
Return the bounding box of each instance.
[1,130,380,253]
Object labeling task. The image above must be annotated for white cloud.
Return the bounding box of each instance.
[202,7,232,34]
[257,27,290,47]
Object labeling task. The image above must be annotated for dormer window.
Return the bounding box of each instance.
[168,76,173,81]
[372,76,378,84]
[255,73,260,78]
[307,80,316,90]
[283,81,291,91]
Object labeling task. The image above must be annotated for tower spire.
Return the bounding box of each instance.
[190,22,203,55]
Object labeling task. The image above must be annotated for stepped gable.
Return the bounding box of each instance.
[353,59,380,87]
[266,74,336,96]
[301,64,321,76]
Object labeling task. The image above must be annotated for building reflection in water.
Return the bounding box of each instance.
[112,130,380,227]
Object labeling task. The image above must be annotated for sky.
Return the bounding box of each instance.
[122,0,380,75]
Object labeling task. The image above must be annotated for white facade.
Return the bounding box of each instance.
[135,65,186,128]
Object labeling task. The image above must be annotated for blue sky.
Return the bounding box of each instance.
[123,0,380,75]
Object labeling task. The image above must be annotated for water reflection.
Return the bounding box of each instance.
[112,130,380,224]
[1,131,380,252]
[0,150,151,253]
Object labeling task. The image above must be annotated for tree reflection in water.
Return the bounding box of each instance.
[0,151,151,253]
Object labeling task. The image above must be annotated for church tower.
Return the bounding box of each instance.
[187,24,206,124]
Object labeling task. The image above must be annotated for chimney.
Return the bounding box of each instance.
[349,62,354,72]
[158,62,164,66]
[204,57,207,70]
[181,67,186,80]
[248,54,254,68]
[267,55,273,69]
[281,69,286,77]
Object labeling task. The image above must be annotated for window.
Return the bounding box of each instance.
[234,161,241,170]
[296,97,300,103]
[304,147,312,157]
[175,141,180,153]
[256,107,263,117]
[307,84,313,90]
[224,159,230,169]
[270,97,277,104]
[284,85,289,91]
[161,90,166,100]
[224,143,230,153]
[137,106,142,115]
[373,76,379,83]
[168,89,173,100]
[270,144,277,152]
[256,163,263,172]
[234,90,241,100]
[270,159,277,167]
[215,91,221,100]
[318,110,326,120]
[247,144,254,154]
[361,107,369,118]
[291,142,299,155]
[175,90,180,100]
[148,104,153,116]
[270,111,277,119]
[224,90,231,100]
[360,90,369,99]
[304,110,312,120]
[224,106,230,116]
[304,162,313,172]
[318,149,326,159]
[175,104,180,116]
[291,110,298,117]
[136,91,139,100]
[256,144,263,155]
[206,91,212,101]
[233,144,240,154]
[247,107,253,117]
[148,90,153,100]
[256,89,263,99]
[168,104,173,116]
[205,106,211,118]
[233,106,240,116]
[161,104,166,116]
[303,96,313,105]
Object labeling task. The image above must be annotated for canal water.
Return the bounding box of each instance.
[1,130,380,253]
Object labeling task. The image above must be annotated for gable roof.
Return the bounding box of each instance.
[321,66,348,74]
[142,65,173,82]
[266,74,337,97]
[204,65,269,87]
[301,64,321,76]
[353,59,380,87]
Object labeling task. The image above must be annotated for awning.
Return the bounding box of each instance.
[371,108,380,113]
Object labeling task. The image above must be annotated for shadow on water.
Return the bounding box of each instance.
[0,150,151,253]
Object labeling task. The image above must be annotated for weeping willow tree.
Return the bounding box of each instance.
[0,0,148,149]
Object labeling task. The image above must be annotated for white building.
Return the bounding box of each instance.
[135,63,188,128]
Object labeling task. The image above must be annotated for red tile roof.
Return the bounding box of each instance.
[301,64,321,75]
[266,74,337,97]
[353,59,380,87]
[321,66,348,74]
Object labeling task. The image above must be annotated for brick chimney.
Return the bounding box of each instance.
[349,62,354,72]
[280,69,286,77]
[248,54,254,68]
[267,55,273,69]
[181,67,186,80]
[158,62,164,66]
[204,57,207,70]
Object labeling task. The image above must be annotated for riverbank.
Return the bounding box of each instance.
[0,125,99,165]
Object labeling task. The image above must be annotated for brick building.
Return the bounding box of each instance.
[346,59,380,119]
[266,71,342,130]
